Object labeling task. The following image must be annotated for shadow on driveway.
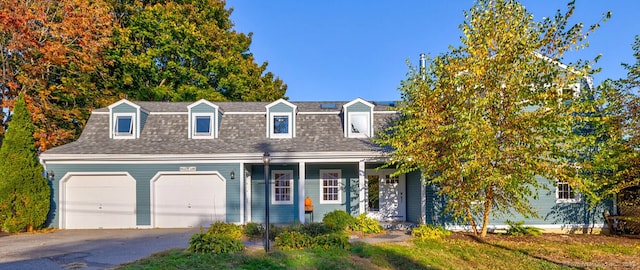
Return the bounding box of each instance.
[0,228,199,270]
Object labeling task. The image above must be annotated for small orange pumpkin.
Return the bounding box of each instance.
[304,197,312,206]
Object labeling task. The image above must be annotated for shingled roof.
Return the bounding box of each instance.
[43,100,398,156]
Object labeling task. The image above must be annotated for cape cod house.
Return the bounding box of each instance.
[39,97,610,232]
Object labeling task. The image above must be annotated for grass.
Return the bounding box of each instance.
[118,234,640,270]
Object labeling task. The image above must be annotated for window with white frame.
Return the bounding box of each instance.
[113,113,135,138]
[191,113,215,139]
[272,170,293,204]
[270,113,293,138]
[348,112,370,138]
[556,181,579,203]
[320,170,342,204]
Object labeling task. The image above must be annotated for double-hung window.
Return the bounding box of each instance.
[556,181,579,203]
[270,113,293,138]
[320,170,341,204]
[113,113,135,139]
[272,170,293,204]
[191,113,215,139]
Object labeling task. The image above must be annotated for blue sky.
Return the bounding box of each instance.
[226,1,639,101]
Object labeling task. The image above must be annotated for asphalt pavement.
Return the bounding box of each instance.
[0,228,199,270]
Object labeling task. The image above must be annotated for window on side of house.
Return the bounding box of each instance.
[270,113,292,138]
[348,112,370,138]
[320,170,341,204]
[114,113,135,138]
[556,181,579,203]
[272,170,294,204]
[192,113,214,139]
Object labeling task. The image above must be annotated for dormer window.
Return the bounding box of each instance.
[114,113,135,139]
[266,99,297,139]
[270,113,292,138]
[343,98,374,138]
[348,112,370,138]
[192,113,215,139]
[187,99,220,139]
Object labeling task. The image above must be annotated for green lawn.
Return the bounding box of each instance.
[118,233,640,270]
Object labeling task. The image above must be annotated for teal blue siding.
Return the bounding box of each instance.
[140,111,148,131]
[111,103,137,113]
[405,171,422,223]
[304,164,359,222]
[191,103,216,113]
[423,175,613,228]
[268,102,294,113]
[250,165,299,223]
[45,163,240,228]
[217,111,223,134]
[346,102,372,112]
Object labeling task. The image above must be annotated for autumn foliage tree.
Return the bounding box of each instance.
[0,95,50,233]
[107,0,287,102]
[0,0,115,150]
[377,0,608,237]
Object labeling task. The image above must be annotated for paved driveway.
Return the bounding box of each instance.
[0,228,199,270]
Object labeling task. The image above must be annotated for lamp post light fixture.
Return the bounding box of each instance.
[263,152,271,252]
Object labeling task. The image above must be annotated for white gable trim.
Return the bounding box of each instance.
[342,98,374,109]
[265,98,298,110]
[187,99,220,110]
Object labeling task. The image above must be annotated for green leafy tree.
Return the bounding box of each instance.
[107,0,287,102]
[571,36,640,203]
[0,95,50,233]
[377,0,608,237]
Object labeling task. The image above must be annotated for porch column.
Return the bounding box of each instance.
[421,178,427,224]
[245,165,252,223]
[298,162,306,223]
[240,163,245,224]
[359,160,366,214]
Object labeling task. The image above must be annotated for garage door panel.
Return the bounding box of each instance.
[153,174,226,228]
[63,175,136,229]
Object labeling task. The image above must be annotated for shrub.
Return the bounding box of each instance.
[206,221,243,240]
[189,232,244,254]
[411,224,451,240]
[322,210,355,232]
[274,231,311,250]
[505,220,542,236]
[311,233,351,250]
[243,222,263,238]
[350,214,383,235]
[300,222,330,237]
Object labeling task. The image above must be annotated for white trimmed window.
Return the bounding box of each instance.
[556,181,579,203]
[270,113,293,138]
[113,113,135,139]
[272,170,293,204]
[191,113,215,139]
[320,170,342,204]
[348,112,370,138]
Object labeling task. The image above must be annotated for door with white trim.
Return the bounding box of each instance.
[366,170,406,221]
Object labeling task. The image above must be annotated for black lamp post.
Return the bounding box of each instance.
[263,152,271,252]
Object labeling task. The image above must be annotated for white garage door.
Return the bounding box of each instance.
[153,173,226,228]
[62,174,136,229]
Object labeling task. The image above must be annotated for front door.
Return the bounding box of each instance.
[366,170,406,221]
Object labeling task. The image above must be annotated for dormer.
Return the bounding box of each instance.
[108,99,148,139]
[266,99,297,139]
[187,99,221,139]
[343,98,374,138]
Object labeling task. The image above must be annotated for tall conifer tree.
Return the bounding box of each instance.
[0,94,50,233]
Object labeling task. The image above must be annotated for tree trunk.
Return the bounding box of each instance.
[464,203,479,236]
[480,188,493,238]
